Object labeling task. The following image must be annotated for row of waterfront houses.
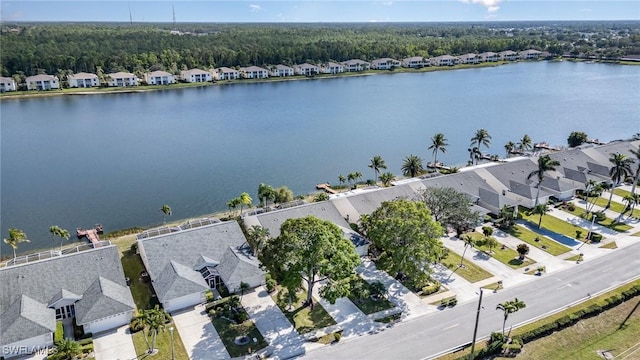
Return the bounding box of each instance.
[1,138,637,358]
[0,49,545,92]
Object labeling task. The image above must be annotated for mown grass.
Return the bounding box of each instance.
[440,248,494,283]
[131,323,189,360]
[613,188,633,198]
[120,249,159,310]
[584,196,640,218]
[347,277,395,315]
[211,317,268,357]
[559,204,632,232]
[466,231,534,269]
[272,287,336,334]
[599,241,618,249]
[520,208,584,240]
[566,254,583,262]
[506,225,571,256]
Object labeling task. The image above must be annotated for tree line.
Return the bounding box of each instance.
[2,21,639,78]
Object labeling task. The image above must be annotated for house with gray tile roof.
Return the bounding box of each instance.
[0,245,134,358]
[293,63,320,76]
[137,220,264,312]
[25,74,59,90]
[341,59,370,72]
[402,56,428,68]
[371,58,401,70]
[67,72,100,88]
[0,76,17,92]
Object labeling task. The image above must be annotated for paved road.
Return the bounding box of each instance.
[302,240,640,360]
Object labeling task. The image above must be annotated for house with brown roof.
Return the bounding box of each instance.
[402,56,428,68]
[239,66,269,79]
[0,77,17,92]
[371,58,401,70]
[430,55,458,66]
[341,59,370,72]
[212,67,239,80]
[294,63,320,76]
[499,50,519,61]
[25,74,59,90]
[478,52,499,62]
[320,62,345,74]
[107,72,138,87]
[180,68,212,83]
[270,64,295,77]
[144,70,175,85]
[68,72,100,88]
[519,49,542,60]
[457,54,480,64]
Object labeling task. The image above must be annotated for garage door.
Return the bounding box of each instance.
[86,311,132,334]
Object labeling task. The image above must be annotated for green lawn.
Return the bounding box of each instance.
[131,324,189,360]
[520,208,585,240]
[440,249,494,283]
[347,277,395,315]
[120,249,160,310]
[211,317,268,357]
[599,241,618,249]
[507,225,571,256]
[584,196,640,218]
[566,254,583,262]
[474,242,535,269]
[558,204,632,232]
[272,287,336,334]
[613,188,633,198]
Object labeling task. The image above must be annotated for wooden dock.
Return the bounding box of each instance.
[77,224,104,245]
[427,162,451,171]
[316,183,337,194]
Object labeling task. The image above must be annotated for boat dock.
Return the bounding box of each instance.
[316,183,337,194]
[427,162,451,171]
[76,224,104,245]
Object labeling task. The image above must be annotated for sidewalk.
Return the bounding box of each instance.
[172,304,230,360]
[241,287,306,360]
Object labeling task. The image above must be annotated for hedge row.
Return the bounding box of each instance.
[54,321,64,343]
[514,284,640,344]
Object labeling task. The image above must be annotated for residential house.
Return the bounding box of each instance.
[212,67,239,81]
[239,66,269,79]
[402,56,428,68]
[0,77,17,92]
[499,50,519,61]
[430,55,457,66]
[0,245,135,358]
[341,59,370,72]
[144,70,175,85]
[137,220,265,313]
[478,52,499,62]
[457,53,480,65]
[25,74,59,90]
[519,49,542,60]
[180,68,212,83]
[320,62,345,74]
[107,72,138,87]
[270,64,295,77]
[68,72,100,88]
[371,58,401,70]
[293,63,320,76]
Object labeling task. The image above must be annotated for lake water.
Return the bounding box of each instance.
[1,61,639,255]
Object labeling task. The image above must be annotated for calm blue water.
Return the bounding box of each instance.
[517,220,581,247]
[1,61,639,255]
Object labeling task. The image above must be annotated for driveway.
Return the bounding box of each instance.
[93,325,137,360]
[172,304,230,360]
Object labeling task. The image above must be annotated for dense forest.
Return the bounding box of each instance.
[2,21,639,78]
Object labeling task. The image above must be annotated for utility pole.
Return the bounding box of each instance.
[469,288,484,360]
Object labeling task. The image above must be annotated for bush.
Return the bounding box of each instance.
[334,332,342,342]
[77,338,93,346]
[567,203,576,211]
[265,274,277,293]
[54,321,64,343]
[81,343,94,353]
[237,311,248,322]
[594,211,606,222]
[590,233,603,242]
[421,282,441,296]
[448,297,458,307]
[208,309,217,318]
[130,317,145,333]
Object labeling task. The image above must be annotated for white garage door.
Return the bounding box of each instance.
[86,311,132,334]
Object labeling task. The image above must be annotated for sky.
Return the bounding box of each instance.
[0,0,638,23]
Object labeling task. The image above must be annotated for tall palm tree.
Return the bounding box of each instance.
[379,172,396,187]
[50,226,70,252]
[584,180,605,214]
[258,183,275,209]
[247,225,270,258]
[620,194,638,222]
[369,156,387,184]
[496,298,526,336]
[160,204,172,224]
[468,147,482,165]
[470,128,492,152]
[239,192,253,216]
[518,134,533,152]
[347,172,356,187]
[401,155,424,178]
[529,204,549,228]
[527,155,560,206]
[428,133,448,164]
[354,171,364,184]
[3,228,29,260]
[54,338,81,359]
[338,174,346,186]
[143,306,169,354]
[606,153,633,209]
[504,141,516,158]
[459,234,474,268]
[629,146,640,196]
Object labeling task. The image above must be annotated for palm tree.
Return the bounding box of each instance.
[354,171,364,184]
[518,134,533,152]
[529,204,549,228]
[143,306,169,354]
[3,228,29,260]
[257,183,275,209]
[470,128,492,152]
[527,155,560,206]
[239,281,250,300]
[338,174,346,186]
[227,197,242,217]
[606,153,633,208]
[347,172,356,188]
[459,234,474,268]
[379,172,396,187]
[160,204,172,224]
[368,155,387,184]
[496,298,526,337]
[239,192,253,216]
[584,180,605,214]
[428,133,448,165]
[504,141,516,158]
[50,226,70,252]
[247,225,270,257]
[468,146,482,165]
[629,146,640,196]
[401,155,424,178]
[54,338,81,359]
[621,193,640,221]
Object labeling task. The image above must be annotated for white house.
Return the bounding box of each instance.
[371,58,401,70]
[293,63,320,76]
[320,62,345,74]
[25,74,59,90]
[67,72,100,88]
[519,49,542,60]
[430,55,457,66]
[270,64,295,77]
[107,72,138,87]
[499,50,519,61]
[457,53,480,64]
[144,70,175,85]
[341,59,370,72]
[478,52,499,62]
[402,56,428,68]
[212,67,239,80]
[180,68,212,83]
[239,66,269,79]
[0,77,17,92]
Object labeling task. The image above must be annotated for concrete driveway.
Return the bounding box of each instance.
[172,304,230,360]
[93,325,137,360]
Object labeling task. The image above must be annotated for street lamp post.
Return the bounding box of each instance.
[169,326,175,360]
[469,288,484,360]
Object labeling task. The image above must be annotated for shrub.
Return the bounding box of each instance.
[421,282,441,296]
[266,278,277,293]
[236,311,248,322]
[448,297,457,307]
[130,317,146,333]
[575,230,582,239]
[591,233,603,242]
[77,338,93,346]
[594,211,606,222]
[205,290,214,303]
[567,203,576,211]
[208,309,217,318]
[54,321,64,343]
[334,332,342,342]
[81,343,94,353]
